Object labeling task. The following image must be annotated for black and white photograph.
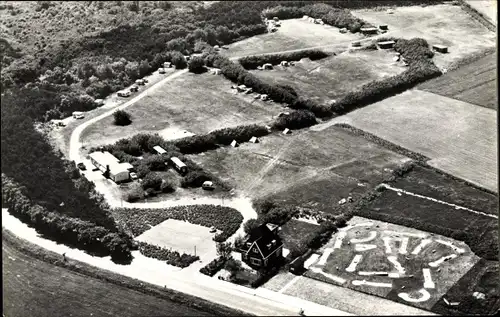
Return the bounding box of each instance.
[1,1,498,316]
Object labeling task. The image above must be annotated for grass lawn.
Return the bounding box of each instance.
[330,89,498,192]
[279,219,322,252]
[81,71,283,149]
[418,52,497,110]
[305,216,480,312]
[389,165,498,215]
[351,3,497,70]
[432,258,500,315]
[249,49,405,105]
[188,125,409,212]
[222,18,363,58]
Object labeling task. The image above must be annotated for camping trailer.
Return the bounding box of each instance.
[263,63,273,70]
[378,40,395,49]
[170,157,187,175]
[433,45,448,53]
[72,111,85,119]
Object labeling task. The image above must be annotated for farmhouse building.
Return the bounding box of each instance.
[239,223,283,268]
[378,40,395,49]
[433,44,448,53]
[360,27,378,34]
[88,151,130,183]
[170,157,187,175]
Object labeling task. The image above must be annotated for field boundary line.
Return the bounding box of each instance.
[380,183,498,219]
[278,275,301,294]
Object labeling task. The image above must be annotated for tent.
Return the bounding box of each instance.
[283,128,292,135]
[249,136,260,143]
[230,140,239,147]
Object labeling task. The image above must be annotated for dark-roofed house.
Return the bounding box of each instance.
[239,223,283,268]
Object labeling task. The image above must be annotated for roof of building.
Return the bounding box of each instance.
[153,145,167,154]
[361,27,378,31]
[378,40,395,45]
[89,151,120,167]
[109,163,131,175]
[433,44,448,49]
[242,223,283,258]
[171,157,186,168]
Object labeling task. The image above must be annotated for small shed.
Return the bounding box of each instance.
[280,61,289,66]
[351,41,361,47]
[339,28,348,33]
[249,136,260,143]
[263,63,273,70]
[171,157,187,175]
[230,140,239,147]
[433,44,448,53]
[283,128,292,135]
[360,27,378,34]
[378,40,395,49]
[379,24,388,30]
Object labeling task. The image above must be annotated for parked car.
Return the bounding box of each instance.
[130,84,139,92]
[72,111,85,119]
[209,226,217,233]
[117,90,131,97]
[143,78,148,83]
[135,79,145,85]
[202,181,215,190]
[158,68,166,74]
[130,172,138,180]
[77,162,86,171]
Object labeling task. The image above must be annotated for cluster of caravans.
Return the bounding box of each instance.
[256,60,295,71]
[231,84,269,101]
[266,17,281,32]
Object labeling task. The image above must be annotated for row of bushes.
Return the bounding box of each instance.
[2,174,134,263]
[263,3,371,33]
[113,205,244,243]
[199,256,228,276]
[238,49,330,70]
[331,38,442,115]
[137,241,199,268]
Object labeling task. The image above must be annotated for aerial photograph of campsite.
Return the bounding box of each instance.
[1,0,498,316]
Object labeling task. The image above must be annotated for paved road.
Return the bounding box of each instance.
[2,236,216,317]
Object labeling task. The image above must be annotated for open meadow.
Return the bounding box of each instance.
[81,71,283,149]
[328,89,498,192]
[305,216,480,312]
[249,49,405,105]
[188,125,409,213]
[418,51,497,110]
[351,4,497,70]
[222,18,363,58]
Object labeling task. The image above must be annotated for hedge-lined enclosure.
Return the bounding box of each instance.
[199,256,228,277]
[238,50,330,70]
[137,242,199,268]
[330,38,442,115]
[113,205,244,243]
[2,175,134,263]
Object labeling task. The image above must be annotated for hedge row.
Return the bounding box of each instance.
[137,241,199,268]
[238,49,330,70]
[271,109,318,130]
[113,205,244,243]
[334,123,430,162]
[204,52,329,118]
[199,256,228,276]
[331,38,442,115]
[2,174,134,263]
[263,3,371,33]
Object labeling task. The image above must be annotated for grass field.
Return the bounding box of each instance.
[2,235,215,317]
[329,89,498,192]
[305,216,480,311]
[432,258,499,315]
[81,71,283,149]
[223,18,363,58]
[188,125,409,213]
[418,52,497,109]
[249,49,405,105]
[389,165,498,215]
[279,219,322,252]
[351,4,497,70]
[135,219,215,257]
[464,0,497,25]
